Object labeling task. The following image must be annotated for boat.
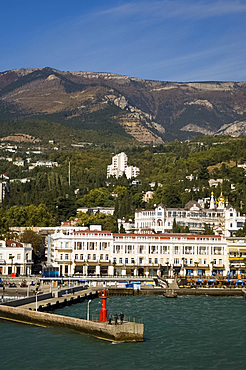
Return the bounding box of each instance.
[164,289,178,298]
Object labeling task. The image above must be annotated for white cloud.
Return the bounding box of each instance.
[99,0,246,20]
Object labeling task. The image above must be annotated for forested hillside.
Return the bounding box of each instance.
[1,135,246,235]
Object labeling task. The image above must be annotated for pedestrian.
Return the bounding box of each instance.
[114,313,118,325]
[108,312,112,325]
[119,312,124,324]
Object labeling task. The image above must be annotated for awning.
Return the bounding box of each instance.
[236,279,245,284]
[196,278,204,283]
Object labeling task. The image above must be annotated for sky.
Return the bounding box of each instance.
[1,0,246,82]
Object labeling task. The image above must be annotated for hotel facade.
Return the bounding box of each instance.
[0,239,33,276]
[49,227,229,278]
[135,194,246,237]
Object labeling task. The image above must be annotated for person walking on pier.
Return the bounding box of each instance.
[114,313,118,325]
[119,312,124,324]
[108,313,112,325]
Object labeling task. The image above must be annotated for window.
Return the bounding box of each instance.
[60,254,63,260]
[88,254,91,260]
[75,254,78,260]
[149,258,152,264]
[155,258,158,264]
[65,254,69,260]
[113,257,116,263]
[125,258,128,264]
[131,258,135,264]
[106,254,109,261]
[189,259,193,265]
[100,254,103,260]
[119,258,122,263]
[174,258,179,265]
[93,254,96,261]
[80,254,83,260]
[17,254,21,260]
[219,259,222,265]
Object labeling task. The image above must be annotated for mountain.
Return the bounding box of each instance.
[1,67,246,144]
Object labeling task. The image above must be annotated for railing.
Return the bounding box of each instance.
[91,314,143,324]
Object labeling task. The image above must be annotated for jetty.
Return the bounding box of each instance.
[0,285,144,342]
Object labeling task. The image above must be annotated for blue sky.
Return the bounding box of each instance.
[1,0,246,81]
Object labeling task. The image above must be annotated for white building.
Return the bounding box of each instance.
[77,207,115,216]
[134,193,245,237]
[49,227,228,277]
[107,152,140,179]
[0,240,33,276]
[0,181,10,203]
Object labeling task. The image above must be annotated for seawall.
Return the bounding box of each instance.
[0,304,144,342]
[108,287,244,297]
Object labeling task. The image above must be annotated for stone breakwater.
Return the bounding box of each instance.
[0,305,144,342]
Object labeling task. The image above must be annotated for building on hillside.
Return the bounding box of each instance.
[142,191,154,203]
[35,160,58,167]
[13,158,26,167]
[134,192,245,237]
[77,207,115,216]
[0,181,10,203]
[208,179,223,188]
[107,152,140,179]
[48,227,228,278]
[0,240,33,276]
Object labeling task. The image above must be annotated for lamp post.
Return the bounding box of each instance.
[34,286,39,311]
[87,299,92,320]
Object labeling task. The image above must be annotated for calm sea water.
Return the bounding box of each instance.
[1,296,245,370]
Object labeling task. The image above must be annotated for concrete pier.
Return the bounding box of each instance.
[0,286,144,342]
[0,304,144,342]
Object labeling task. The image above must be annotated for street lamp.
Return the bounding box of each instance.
[87,299,92,320]
[34,286,39,311]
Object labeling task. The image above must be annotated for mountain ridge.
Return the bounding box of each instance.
[1,67,246,143]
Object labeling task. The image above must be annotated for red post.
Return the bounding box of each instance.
[99,290,108,322]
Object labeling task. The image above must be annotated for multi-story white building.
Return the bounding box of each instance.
[107,152,140,179]
[0,181,10,203]
[227,237,246,278]
[135,193,245,237]
[49,227,228,278]
[0,240,33,276]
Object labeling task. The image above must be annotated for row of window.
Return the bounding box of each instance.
[0,253,21,260]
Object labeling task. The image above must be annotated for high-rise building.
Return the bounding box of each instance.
[107,152,140,179]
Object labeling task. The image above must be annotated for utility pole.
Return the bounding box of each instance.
[68,161,71,187]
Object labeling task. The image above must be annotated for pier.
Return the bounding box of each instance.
[0,285,144,342]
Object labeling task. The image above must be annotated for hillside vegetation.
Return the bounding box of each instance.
[1,136,246,235]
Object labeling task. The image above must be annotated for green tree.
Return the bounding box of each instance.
[19,229,43,256]
[203,223,215,235]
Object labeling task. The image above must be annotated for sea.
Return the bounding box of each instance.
[0,295,245,370]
